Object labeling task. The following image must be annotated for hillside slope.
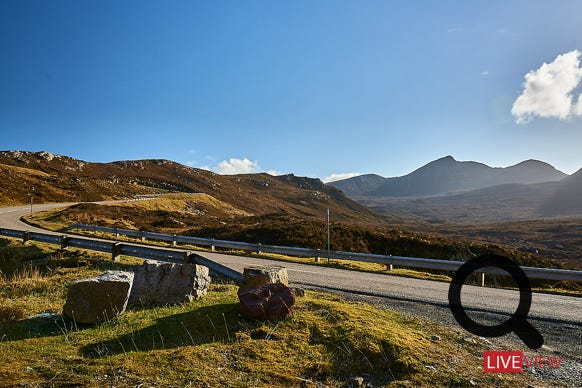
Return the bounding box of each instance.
[0,150,381,224]
[540,167,582,216]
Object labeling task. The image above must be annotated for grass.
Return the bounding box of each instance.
[0,237,550,387]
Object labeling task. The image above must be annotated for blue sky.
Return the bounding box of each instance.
[1,1,582,181]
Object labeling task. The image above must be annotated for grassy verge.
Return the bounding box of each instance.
[0,237,546,387]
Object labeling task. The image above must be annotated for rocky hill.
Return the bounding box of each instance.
[0,150,381,224]
[330,156,566,197]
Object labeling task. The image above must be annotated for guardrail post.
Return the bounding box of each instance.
[172,234,177,247]
[315,249,321,263]
[23,231,30,244]
[210,238,215,251]
[140,231,146,242]
[257,243,262,254]
[61,236,70,249]
[480,272,485,287]
[115,227,119,238]
[112,243,122,262]
[184,251,195,263]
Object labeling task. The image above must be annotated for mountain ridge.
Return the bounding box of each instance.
[330,155,567,197]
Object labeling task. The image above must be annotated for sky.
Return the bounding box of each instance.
[1,1,582,182]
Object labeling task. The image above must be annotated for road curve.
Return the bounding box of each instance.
[1,202,581,361]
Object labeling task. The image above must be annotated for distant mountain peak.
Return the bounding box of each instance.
[328,156,568,198]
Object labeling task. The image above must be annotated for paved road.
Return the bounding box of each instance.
[1,203,581,360]
[0,203,79,231]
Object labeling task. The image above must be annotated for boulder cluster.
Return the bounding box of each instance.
[62,261,301,324]
[63,261,210,324]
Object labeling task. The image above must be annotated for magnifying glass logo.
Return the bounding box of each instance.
[448,254,544,350]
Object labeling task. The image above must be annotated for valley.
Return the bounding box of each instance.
[331,156,582,270]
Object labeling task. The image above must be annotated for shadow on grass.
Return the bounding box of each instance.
[0,312,82,342]
[80,301,242,358]
[0,241,48,275]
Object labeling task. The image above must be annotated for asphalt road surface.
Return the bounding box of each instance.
[1,203,581,364]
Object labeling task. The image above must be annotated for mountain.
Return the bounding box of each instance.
[358,181,561,224]
[540,167,582,216]
[329,156,566,197]
[0,150,382,224]
[329,174,385,196]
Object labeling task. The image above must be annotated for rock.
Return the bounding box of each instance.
[238,265,289,294]
[291,287,305,297]
[238,282,295,321]
[430,335,441,341]
[63,271,134,324]
[129,261,210,307]
[348,376,364,386]
[424,365,437,372]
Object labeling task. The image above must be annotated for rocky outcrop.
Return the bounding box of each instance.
[238,282,295,321]
[128,261,210,307]
[62,271,134,324]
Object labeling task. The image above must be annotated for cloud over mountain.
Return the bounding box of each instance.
[212,158,262,175]
[512,50,582,124]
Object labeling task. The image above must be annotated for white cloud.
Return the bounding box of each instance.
[187,157,281,176]
[323,172,361,183]
[512,50,582,124]
[213,158,262,175]
[481,70,490,76]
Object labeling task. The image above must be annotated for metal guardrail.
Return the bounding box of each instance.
[64,223,582,283]
[0,227,240,281]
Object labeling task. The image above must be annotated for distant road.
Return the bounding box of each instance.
[0,203,77,232]
[0,202,580,360]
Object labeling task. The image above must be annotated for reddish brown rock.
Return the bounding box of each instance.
[238,282,295,321]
